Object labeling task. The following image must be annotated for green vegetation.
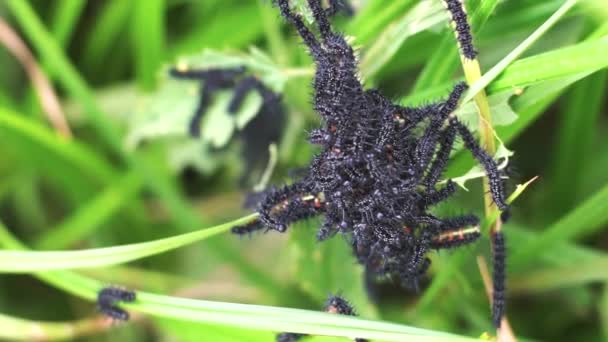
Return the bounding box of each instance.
[0,0,606,341]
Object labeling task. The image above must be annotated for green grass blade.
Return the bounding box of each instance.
[0,107,116,182]
[132,299,479,342]
[6,0,125,151]
[602,286,608,341]
[131,0,165,90]
[511,258,608,293]
[0,214,257,272]
[412,0,500,91]
[463,0,578,103]
[360,0,446,78]
[489,37,608,92]
[412,35,461,92]
[81,0,133,74]
[512,182,608,266]
[34,170,145,249]
[0,222,480,342]
[169,3,263,57]
[349,0,416,44]
[50,0,86,47]
[549,70,607,212]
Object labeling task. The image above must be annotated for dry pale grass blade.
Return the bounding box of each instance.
[0,18,72,138]
[0,313,118,341]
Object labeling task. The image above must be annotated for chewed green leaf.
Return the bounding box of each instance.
[168,140,222,174]
[201,91,236,148]
[176,48,287,92]
[126,79,197,149]
[456,90,519,129]
[482,176,539,229]
[235,91,264,129]
[291,0,315,24]
[125,48,282,173]
[127,48,285,156]
[446,141,514,191]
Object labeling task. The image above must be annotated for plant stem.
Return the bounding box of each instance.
[461,58,501,232]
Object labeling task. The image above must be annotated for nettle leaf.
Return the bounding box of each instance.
[176,47,287,92]
[446,140,514,191]
[126,78,196,149]
[360,0,448,77]
[169,140,221,174]
[126,48,284,172]
[235,91,264,129]
[200,91,236,148]
[291,0,315,24]
[455,89,519,129]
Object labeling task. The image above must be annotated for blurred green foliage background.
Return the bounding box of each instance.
[0,0,607,341]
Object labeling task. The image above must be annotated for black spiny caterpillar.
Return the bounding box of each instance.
[97,286,136,321]
[492,231,507,327]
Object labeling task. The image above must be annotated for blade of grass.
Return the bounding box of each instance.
[549,70,607,213]
[50,0,86,47]
[136,151,287,299]
[0,18,72,138]
[0,107,115,182]
[0,313,110,341]
[360,0,446,78]
[412,36,461,92]
[0,214,257,272]
[0,222,481,342]
[6,0,126,152]
[81,0,133,74]
[488,37,608,92]
[349,0,416,44]
[131,0,165,90]
[413,0,500,91]
[510,258,608,293]
[463,0,578,103]
[511,182,608,266]
[169,3,263,58]
[405,36,608,107]
[602,285,608,341]
[34,170,145,249]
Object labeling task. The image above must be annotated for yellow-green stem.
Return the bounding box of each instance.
[461,57,501,233]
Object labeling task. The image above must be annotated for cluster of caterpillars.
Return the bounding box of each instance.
[233,0,509,328]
